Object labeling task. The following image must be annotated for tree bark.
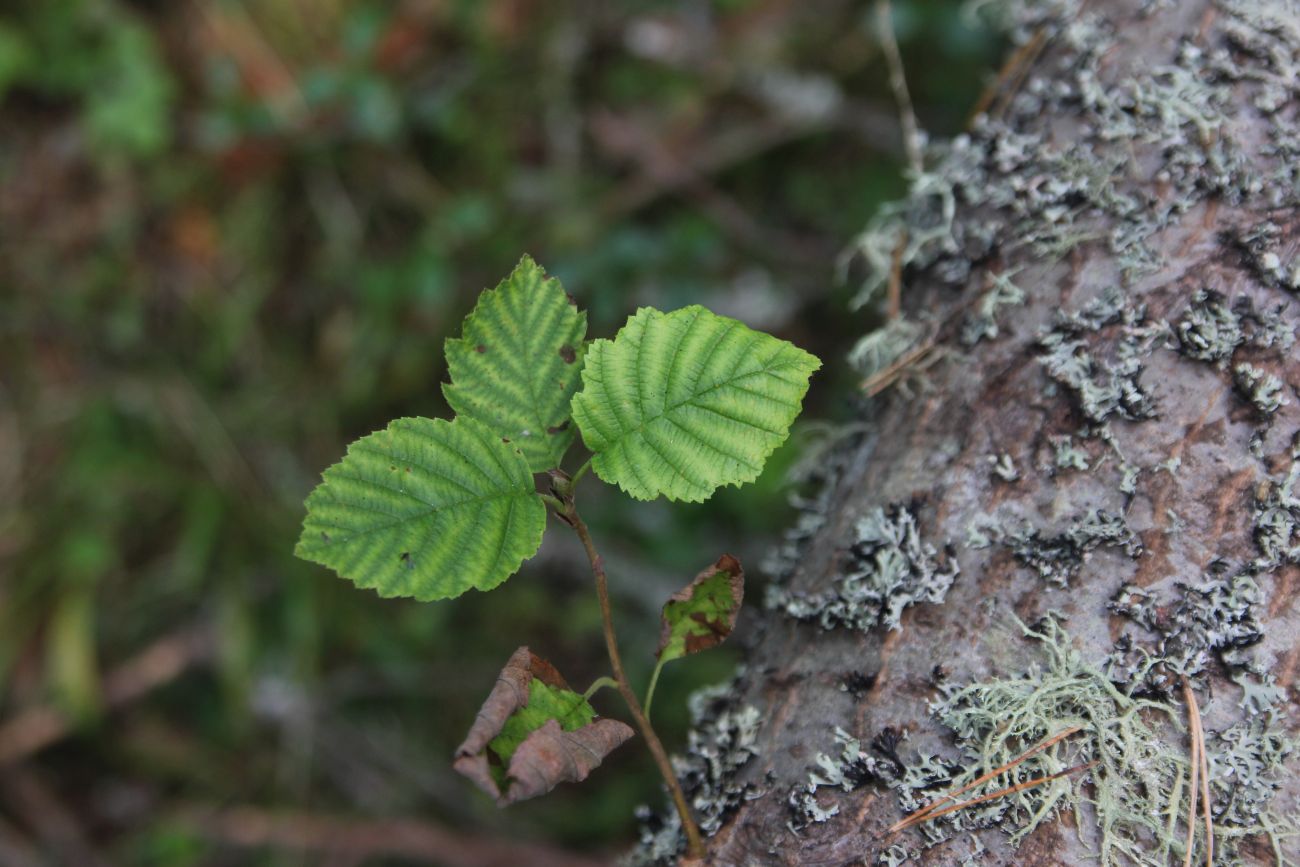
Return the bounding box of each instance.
[640,1,1300,864]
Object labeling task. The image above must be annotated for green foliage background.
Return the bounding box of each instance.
[0,0,997,862]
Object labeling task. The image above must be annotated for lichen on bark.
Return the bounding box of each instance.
[630,0,1300,863]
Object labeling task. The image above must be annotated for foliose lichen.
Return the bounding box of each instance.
[625,678,764,865]
[1233,363,1289,417]
[967,508,1141,587]
[1037,286,1163,426]
[1106,564,1265,694]
[961,269,1026,347]
[1251,459,1300,573]
[1175,288,1243,365]
[769,503,959,632]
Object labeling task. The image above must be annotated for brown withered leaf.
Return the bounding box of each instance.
[454,646,633,805]
[656,554,744,662]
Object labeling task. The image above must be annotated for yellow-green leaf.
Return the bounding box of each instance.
[295,416,545,601]
[443,255,587,472]
[570,306,820,502]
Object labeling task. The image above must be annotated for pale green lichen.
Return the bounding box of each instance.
[1052,434,1093,472]
[962,269,1027,346]
[1252,460,1300,573]
[967,508,1141,587]
[1037,286,1163,426]
[1233,362,1289,416]
[626,677,765,865]
[849,317,927,379]
[1107,566,1265,692]
[1175,288,1242,365]
[989,453,1020,482]
[928,616,1295,865]
[770,503,959,632]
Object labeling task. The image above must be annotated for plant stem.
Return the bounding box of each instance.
[583,676,619,700]
[643,657,666,723]
[569,458,592,488]
[565,503,705,859]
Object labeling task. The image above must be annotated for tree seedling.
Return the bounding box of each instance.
[295,256,820,858]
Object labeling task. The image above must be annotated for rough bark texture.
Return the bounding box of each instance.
[631,0,1300,864]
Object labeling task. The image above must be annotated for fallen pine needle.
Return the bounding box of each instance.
[888,725,1084,834]
[1181,677,1214,867]
[899,760,1099,830]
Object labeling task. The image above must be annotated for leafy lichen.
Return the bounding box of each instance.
[1233,362,1289,417]
[626,678,764,865]
[1106,565,1265,694]
[1037,286,1163,426]
[770,502,959,632]
[967,508,1141,587]
[1251,459,1300,573]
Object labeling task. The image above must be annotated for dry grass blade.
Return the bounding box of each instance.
[887,725,1083,834]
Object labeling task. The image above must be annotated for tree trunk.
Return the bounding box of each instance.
[635,0,1300,864]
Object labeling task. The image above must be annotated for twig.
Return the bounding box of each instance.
[886,233,906,321]
[876,0,923,175]
[888,725,1083,834]
[564,501,705,858]
[0,766,111,867]
[173,805,610,867]
[0,627,211,764]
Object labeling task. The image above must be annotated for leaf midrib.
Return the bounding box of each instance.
[600,354,809,448]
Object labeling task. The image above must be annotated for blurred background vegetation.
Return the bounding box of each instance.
[0,1,1000,863]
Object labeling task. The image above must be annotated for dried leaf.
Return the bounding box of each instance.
[454,647,633,805]
[656,554,744,663]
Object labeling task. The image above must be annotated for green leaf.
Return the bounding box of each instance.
[295,416,545,601]
[570,306,821,502]
[657,555,744,663]
[455,648,633,804]
[443,255,587,472]
[488,678,596,767]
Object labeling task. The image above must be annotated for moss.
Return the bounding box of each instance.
[770,502,960,632]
